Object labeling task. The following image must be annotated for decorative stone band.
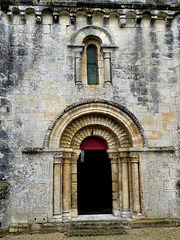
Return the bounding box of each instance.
[22,146,175,154]
[3,5,177,27]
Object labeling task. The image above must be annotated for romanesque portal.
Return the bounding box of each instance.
[46,102,145,220]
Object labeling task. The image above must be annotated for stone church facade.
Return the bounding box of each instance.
[0,0,180,230]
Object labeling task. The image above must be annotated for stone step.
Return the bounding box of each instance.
[4,218,180,237]
[63,220,131,236]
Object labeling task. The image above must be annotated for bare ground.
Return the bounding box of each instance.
[2,227,180,240]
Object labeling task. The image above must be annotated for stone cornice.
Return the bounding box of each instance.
[1,3,179,27]
[129,147,175,152]
[22,148,64,153]
[1,1,180,12]
[22,146,175,153]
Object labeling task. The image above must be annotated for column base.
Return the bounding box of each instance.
[71,209,78,217]
[62,211,71,221]
[53,214,62,222]
[113,208,120,216]
[121,209,132,218]
[132,212,143,219]
[104,82,112,87]
[75,82,83,85]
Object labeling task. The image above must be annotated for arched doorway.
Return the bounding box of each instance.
[48,101,146,220]
[77,137,112,215]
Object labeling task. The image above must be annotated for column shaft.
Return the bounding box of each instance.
[104,52,111,85]
[62,153,72,220]
[108,151,120,216]
[71,152,80,217]
[63,162,70,210]
[118,157,123,210]
[131,155,140,214]
[53,163,61,215]
[75,52,82,84]
[122,160,129,210]
[53,153,63,221]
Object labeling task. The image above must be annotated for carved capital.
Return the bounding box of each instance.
[107,151,119,163]
[119,152,129,158]
[103,52,111,59]
[71,151,80,163]
[62,150,73,164]
[75,52,82,58]
[108,152,118,158]
[120,152,129,163]
[121,158,129,163]
[63,151,72,158]
[54,152,63,163]
[130,154,139,163]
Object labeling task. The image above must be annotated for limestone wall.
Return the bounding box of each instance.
[139,151,178,218]
[0,1,180,228]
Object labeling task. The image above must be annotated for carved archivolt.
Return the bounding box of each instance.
[71,126,119,149]
[47,102,145,149]
[60,114,131,149]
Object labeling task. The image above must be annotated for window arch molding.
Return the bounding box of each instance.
[70,25,113,45]
[68,27,118,85]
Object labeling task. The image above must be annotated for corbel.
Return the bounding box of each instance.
[120,16,126,28]
[70,13,76,25]
[53,12,59,24]
[36,12,42,23]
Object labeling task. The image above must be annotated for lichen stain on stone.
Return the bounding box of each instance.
[130,27,149,108]
[32,24,43,68]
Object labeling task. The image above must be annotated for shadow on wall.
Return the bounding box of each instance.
[176,180,180,197]
[0,174,10,226]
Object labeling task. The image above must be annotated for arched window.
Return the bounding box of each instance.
[87,44,98,85]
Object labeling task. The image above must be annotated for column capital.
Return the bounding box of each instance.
[107,150,119,162]
[130,153,139,163]
[63,149,73,163]
[71,151,81,163]
[121,157,129,163]
[103,52,111,59]
[75,51,82,58]
[119,152,129,158]
[53,152,63,163]
[120,152,129,163]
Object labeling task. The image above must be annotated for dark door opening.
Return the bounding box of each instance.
[77,150,112,215]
